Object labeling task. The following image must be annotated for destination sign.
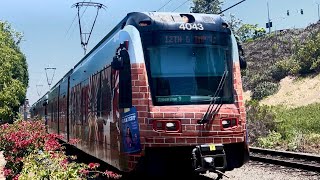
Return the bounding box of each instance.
[154,31,229,46]
[156,95,191,103]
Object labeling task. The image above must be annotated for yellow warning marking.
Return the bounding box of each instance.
[209,144,216,151]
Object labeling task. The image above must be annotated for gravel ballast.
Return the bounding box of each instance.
[203,161,320,180]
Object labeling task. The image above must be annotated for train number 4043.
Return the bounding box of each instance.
[179,23,204,30]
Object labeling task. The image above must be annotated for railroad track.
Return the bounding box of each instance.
[249,147,320,172]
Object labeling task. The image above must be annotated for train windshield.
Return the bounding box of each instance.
[144,31,234,106]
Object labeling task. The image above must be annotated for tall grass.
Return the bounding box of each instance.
[276,103,320,135]
[246,101,320,153]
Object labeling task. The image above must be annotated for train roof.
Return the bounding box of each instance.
[44,11,228,94]
[50,68,74,90]
[73,11,227,70]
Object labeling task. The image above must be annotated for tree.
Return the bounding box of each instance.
[293,33,320,74]
[224,13,243,35]
[253,27,266,39]
[236,24,257,42]
[191,0,224,14]
[0,21,28,123]
[235,24,266,42]
[191,1,265,42]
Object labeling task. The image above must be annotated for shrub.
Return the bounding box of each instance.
[286,130,304,152]
[302,133,320,153]
[0,120,121,180]
[0,120,47,179]
[293,33,320,75]
[19,150,88,180]
[257,131,282,148]
[270,64,287,81]
[251,81,279,100]
[246,71,273,90]
[266,104,320,154]
[270,58,300,81]
[245,100,278,145]
[244,101,320,153]
[19,150,121,180]
[276,103,320,135]
[271,44,278,54]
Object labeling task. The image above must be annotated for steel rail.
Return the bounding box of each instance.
[249,147,320,172]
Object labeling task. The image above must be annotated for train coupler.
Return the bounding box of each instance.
[191,144,227,173]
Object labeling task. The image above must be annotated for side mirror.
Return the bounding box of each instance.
[111,55,123,70]
[112,42,128,70]
[118,49,132,109]
[239,56,247,70]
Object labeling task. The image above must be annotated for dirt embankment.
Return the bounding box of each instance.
[243,73,320,107]
[260,74,320,107]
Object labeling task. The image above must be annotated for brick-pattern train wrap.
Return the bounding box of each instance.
[30,12,249,177]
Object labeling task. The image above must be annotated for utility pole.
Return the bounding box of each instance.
[317,3,320,22]
[267,2,271,33]
[23,99,29,120]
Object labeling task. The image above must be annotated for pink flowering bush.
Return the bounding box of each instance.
[0,120,121,180]
[19,150,88,179]
[0,120,47,179]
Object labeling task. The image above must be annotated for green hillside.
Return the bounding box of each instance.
[242,21,320,101]
[242,21,320,154]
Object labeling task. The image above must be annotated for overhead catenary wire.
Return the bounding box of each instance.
[35,69,47,90]
[78,0,93,24]
[65,0,92,39]
[218,0,246,14]
[157,0,175,11]
[36,84,44,98]
[172,0,190,12]
[65,14,78,38]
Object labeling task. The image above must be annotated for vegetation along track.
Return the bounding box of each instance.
[249,147,320,172]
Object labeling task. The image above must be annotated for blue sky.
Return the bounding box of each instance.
[0,0,319,105]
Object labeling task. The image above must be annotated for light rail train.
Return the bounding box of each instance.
[31,11,249,177]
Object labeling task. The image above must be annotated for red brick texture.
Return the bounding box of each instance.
[127,62,247,170]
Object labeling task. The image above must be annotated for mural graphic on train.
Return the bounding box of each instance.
[30,12,250,177]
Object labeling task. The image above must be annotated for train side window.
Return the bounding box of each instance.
[97,73,102,116]
[101,67,112,117]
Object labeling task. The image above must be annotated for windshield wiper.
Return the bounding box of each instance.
[197,70,228,124]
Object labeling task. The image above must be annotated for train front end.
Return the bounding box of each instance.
[122,12,249,176]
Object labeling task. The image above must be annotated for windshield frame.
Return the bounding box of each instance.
[142,31,235,106]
